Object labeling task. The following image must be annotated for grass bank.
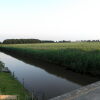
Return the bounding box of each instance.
[0,42,100,76]
[0,62,29,100]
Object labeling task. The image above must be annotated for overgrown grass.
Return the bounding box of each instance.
[0,42,100,76]
[0,62,29,100]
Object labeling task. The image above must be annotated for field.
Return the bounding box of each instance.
[0,61,29,100]
[0,42,100,76]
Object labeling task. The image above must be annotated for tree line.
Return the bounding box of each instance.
[2,39,56,44]
[3,39,41,44]
[1,39,100,44]
[81,40,100,42]
[2,39,72,44]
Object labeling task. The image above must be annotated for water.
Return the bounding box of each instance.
[0,52,98,99]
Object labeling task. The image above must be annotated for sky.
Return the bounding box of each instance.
[0,0,100,41]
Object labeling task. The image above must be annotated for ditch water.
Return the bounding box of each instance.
[0,52,99,100]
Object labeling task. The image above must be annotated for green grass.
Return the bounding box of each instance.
[0,42,100,76]
[0,62,29,100]
[1,42,100,50]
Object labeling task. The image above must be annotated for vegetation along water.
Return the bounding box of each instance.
[0,42,100,76]
[0,61,29,100]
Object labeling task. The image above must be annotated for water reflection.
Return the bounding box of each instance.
[0,52,99,99]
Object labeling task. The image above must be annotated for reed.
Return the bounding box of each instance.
[0,42,100,76]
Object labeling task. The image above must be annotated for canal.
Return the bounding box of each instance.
[0,52,98,100]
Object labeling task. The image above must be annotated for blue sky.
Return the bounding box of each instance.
[0,0,100,41]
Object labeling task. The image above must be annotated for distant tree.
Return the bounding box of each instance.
[3,39,41,44]
[80,40,100,42]
[58,40,71,43]
[41,40,55,43]
[86,40,91,42]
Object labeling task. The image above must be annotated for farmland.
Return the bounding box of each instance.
[0,42,100,76]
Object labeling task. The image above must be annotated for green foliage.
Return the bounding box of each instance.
[0,42,100,76]
[41,40,55,43]
[3,39,41,44]
[0,61,29,99]
[0,72,29,100]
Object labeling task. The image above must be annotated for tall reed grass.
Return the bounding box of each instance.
[0,42,100,76]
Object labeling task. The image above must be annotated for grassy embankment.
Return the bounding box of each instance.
[0,61,29,100]
[0,42,100,76]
